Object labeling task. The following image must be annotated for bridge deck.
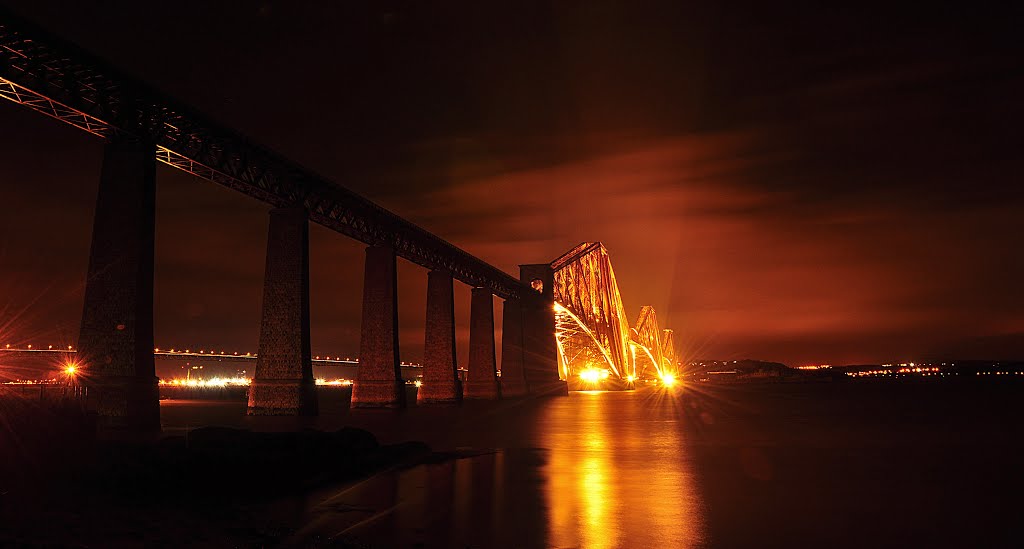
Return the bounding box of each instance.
[0,8,524,299]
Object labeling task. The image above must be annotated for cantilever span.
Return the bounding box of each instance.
[551,242,678,384]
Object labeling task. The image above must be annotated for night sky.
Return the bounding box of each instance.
[1,1,1021,367]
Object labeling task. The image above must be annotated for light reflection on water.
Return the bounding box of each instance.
[273,388,705,547]
[542,390,704,548]
[161,387,705,547]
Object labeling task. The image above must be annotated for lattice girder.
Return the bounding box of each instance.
[551,243,635,379]
[661,329,677,373]
[551,242,678,382]
[633,306,665,377]
[0,9,524,299]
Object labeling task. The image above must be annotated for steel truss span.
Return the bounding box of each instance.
[551,242,678,383]
[0,9,524,300]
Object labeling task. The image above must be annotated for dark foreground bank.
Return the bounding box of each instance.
[0,396,431,547]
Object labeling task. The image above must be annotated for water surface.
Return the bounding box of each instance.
[160,380,1024,548]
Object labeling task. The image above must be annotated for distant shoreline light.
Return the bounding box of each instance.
[157,377,357,387]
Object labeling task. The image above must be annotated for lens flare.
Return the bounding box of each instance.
[580,368,603,383]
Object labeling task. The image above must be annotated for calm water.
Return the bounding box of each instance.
[163,387,706,547]
[160,381,1023,548]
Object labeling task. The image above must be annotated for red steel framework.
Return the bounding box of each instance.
[551,242,677,381]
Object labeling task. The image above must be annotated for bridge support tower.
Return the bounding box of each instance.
[464,288,501,399]
[499,299,528,397]
[352,245,405,407]
[77,138,161,433]
[417,270,461,404]
[247,207,317,416]
[519,264,568,396]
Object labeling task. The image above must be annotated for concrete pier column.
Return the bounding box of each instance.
[247,207,317,416]
[417,270,461,405]
[499,299,528,398]
[520,264,568,396]
[77,138,160,433]
[464,287,500,399]
[352,245,405,408]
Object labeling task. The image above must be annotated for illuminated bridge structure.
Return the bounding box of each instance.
[551,243,677,383]
[0,9,566,432]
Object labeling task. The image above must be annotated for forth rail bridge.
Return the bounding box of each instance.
[0,10,677,432]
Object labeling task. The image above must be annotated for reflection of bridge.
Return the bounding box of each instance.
[551,243,677,385]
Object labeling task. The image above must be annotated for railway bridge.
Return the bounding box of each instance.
[0,10,675,432]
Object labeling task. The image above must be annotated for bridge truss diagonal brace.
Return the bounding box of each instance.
[0,77,114,137]
[550,243,633,379]
[550,242,678,382]
[0,12,527,300]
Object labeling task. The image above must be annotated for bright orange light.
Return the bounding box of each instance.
[64,364,77,376]
[414,380,423,388]
[580,368,602,383]
[661,373,676,387]
[625,375,636,383]
[160,376,250,387]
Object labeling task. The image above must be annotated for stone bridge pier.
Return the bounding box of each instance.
[75,142,564,430]
[77,138,160,433]
[11,15,567,433]
[519,264,569,397]
[499,298,529,397]
[351,245,405,408]
[464,288,500,399]
[417,270,461,404]
[247,207,317,416]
